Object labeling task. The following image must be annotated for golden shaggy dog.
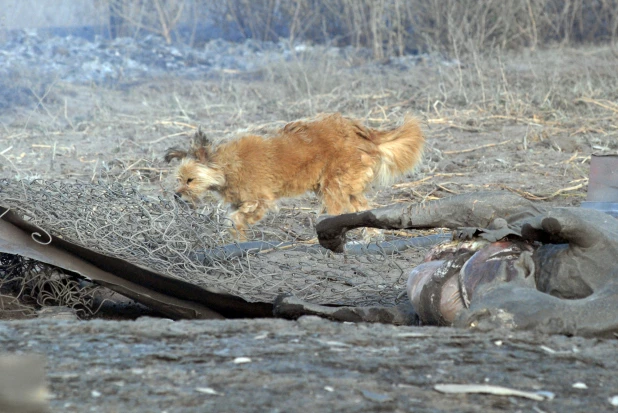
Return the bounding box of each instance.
[165,113,424,238]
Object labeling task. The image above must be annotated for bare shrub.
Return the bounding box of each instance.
[207,0,618,57]
[96,0,618,57]
[100,0,187,43]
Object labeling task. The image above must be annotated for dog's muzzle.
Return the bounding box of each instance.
[173,192,195,209]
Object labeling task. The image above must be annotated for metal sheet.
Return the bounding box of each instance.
[0,206,273,319]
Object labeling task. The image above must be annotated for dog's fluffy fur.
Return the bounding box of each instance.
[165,113,424,237]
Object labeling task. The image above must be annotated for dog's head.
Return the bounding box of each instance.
[164,128,225,205]
[173,158,225,205]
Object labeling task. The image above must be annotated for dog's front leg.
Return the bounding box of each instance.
[228,200,273,240]
[228,208,251,241]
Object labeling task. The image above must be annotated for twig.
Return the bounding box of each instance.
[173,94,191,120]
[483,115,550,126]
[5,133,28,140]
[130,167,169,172]
[0,153,21,176]
[426,118,482,132]
[90,160,99,183]
[443,139,511,155]
[64,98,75,130]
[369,98,413,113]
[49,141,57,172]
[501,183,586,201]
[147,131,189,144]
[434,384,545,401]
[32,144,73,151]
[154,120,196,129]
[117,159,147,180]
[24,79,58,130]
[573,97,618,114]
[393,173,467,189]
[436,182,460,194]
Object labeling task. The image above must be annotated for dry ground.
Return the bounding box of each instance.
[2,46,616,209]
[1,44,618,411]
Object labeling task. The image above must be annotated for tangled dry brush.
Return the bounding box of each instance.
[0,179,438,315]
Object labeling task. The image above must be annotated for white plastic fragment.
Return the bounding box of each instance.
[608,395,618,406]
[324,386,334,392]
[233,357,252,364]
[321,340,349,347]
[572,382,588,389]
[91,390,101,398]
[494,340,503,346]
[434,384,546,401]
[196,387,221,395]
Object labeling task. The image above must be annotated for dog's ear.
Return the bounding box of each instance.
[190,127,210,149]
[189,127,212,163]
[283,120,307,135]
[164,147,189,163]
[352,123,375,142]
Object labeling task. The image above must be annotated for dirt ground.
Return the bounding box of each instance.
[1,39,618,411]
[2,316,618,413]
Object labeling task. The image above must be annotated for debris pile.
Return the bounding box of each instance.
[0,29,437,86]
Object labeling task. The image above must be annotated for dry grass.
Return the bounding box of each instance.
[99,0,618,56]
[2,43,615,212]
[85,1,618,138]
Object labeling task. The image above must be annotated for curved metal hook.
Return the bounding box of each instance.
[31,227,52,245]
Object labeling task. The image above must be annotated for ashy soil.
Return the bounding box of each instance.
[1,34,618,411]
[3,316,618,412]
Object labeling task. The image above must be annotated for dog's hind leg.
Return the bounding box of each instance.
[350,194,384,242]
[322,188,354,216]
[349,194,369,212]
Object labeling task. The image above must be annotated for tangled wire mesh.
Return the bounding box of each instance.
[0,178,432,313]
[0,252,100,317]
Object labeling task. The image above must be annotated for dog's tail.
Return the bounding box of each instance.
[372,117,425,186]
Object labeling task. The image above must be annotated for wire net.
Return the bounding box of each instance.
[0,178,430,311]
[0,250,101,317]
